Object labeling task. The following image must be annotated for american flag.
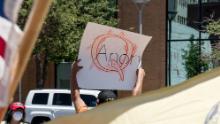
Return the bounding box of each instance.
[0,0,23,106]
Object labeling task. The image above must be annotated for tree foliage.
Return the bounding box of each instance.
[205,19,220,67]
[206,19,220,35]
[182,35,208,78]
[18,0,118,88]
[18,0,118,62]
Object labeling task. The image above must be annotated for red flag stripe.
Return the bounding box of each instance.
[0,36,6,58]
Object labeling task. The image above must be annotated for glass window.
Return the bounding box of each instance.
[167,0,220,86]
[168,0,199,40]
[80,94,97,107]
[52,93,72,106]
[56,62,72,89]
[32,93,49,105]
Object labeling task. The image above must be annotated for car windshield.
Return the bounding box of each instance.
[80,94,97,107]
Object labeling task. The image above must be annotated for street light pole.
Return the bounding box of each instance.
[138,5,144,34]
[168,18,172,86]
[167,0,177,86]
[132,0,150,34]
[167,11,177,86]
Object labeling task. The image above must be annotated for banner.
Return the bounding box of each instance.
[0,0,23,106]
[77,22,152,90]
[49,66,220,124]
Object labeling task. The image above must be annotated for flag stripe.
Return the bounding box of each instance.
[4,0,24,21]
[0,0,7,18]
[0,37,6,58]
[0,0,23,107]
[0,0,23,21]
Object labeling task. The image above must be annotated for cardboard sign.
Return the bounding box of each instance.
[77,22,151,90]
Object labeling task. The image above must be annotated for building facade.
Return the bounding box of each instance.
[117,0,166,97]
[168,0,220,86]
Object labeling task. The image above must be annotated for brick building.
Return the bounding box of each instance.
[117,0,166,97]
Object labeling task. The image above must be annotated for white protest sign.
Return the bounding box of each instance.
[77,22,152,90]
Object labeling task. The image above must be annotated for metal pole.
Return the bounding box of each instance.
[133,1,149,34]
[198,0,202,72]
[168,19,172,86]
[138,7,143,34]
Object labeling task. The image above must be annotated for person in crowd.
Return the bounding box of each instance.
[71,59,145,113]
[5,102,25,124]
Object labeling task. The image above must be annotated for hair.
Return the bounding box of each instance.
[97,90,117,104]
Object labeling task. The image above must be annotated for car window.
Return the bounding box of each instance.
[80,94,97,107]
[32,93,49,105]
[53,93,72,106]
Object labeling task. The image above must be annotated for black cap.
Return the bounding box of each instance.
[98,90,117,104]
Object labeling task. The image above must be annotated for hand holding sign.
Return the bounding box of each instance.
[77,22,151,90]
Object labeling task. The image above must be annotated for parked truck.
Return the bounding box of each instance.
[25,89,100,124]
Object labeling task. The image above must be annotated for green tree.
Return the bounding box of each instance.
[19,0,118,62]
[206,19,220,67]
[18,0,118,88]
[206,19,220,35]
[182,35,209,78]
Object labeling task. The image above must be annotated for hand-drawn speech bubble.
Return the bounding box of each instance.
[77,22,151,90]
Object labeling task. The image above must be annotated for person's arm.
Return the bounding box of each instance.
[70,59,88,113]
[132,67,145,96]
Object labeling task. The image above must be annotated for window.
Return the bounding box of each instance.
[177,16,180,23]
[53,93,72,106]
[167,0,220,86]
[80,94,97,107]
[32,93,49,105]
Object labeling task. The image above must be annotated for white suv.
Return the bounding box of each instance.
[25,89,100,124]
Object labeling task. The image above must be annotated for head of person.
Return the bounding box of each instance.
[97,90,117,105]
[6,102,25,123]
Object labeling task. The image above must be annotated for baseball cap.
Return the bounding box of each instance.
[9,102,25,111]
[97,90,117,104]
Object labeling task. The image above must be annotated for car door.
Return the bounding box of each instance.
[51,93,75,118]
